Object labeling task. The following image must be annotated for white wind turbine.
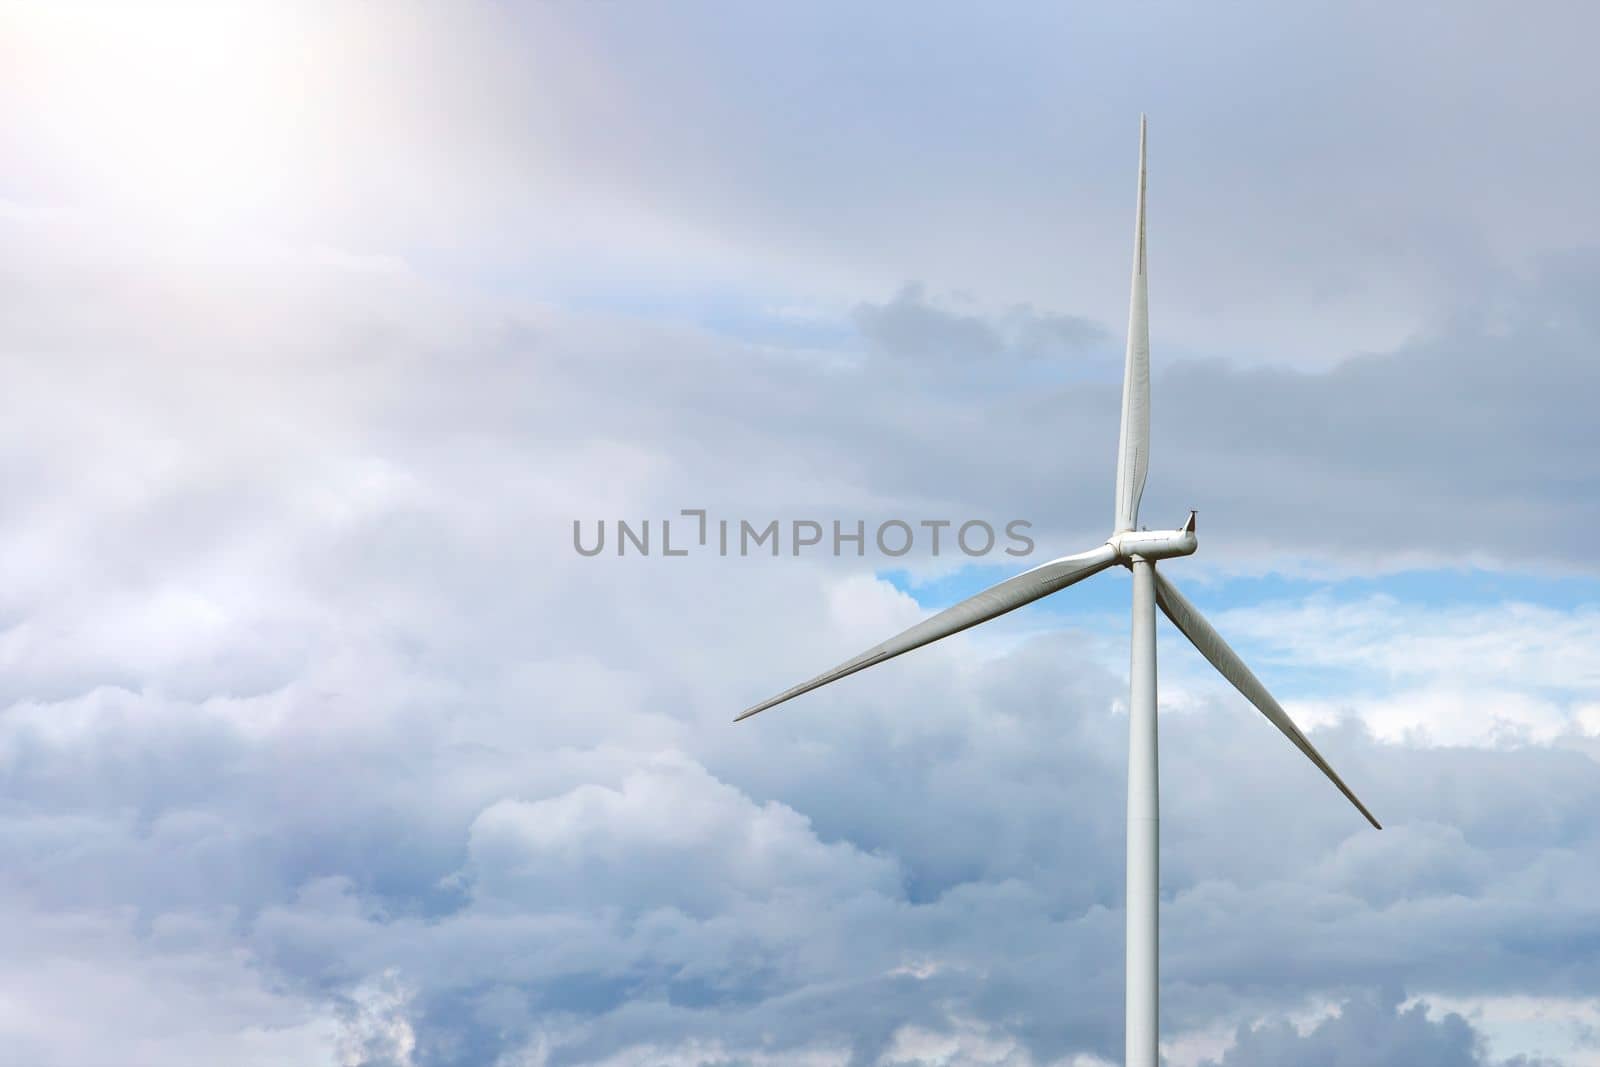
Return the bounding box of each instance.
[735,116,1380,1067]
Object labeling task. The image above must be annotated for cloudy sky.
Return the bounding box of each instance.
[3,2,1599,1065]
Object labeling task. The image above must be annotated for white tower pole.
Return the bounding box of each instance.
[1126,558,1159,1067]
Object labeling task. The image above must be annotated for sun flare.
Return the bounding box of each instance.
[9,2,331,229]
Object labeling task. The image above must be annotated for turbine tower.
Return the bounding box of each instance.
[735,116,1380,1067]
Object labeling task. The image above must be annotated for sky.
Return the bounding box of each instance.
[2,2,1599,1065]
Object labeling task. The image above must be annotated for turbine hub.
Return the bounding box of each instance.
[1108,511,1197,564]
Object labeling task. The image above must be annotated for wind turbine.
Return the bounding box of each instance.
[734,116,1381,1067]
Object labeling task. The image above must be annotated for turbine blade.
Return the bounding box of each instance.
[1113,114,1150,533]
[1152,569,1381,829]
[737,544,1118,722]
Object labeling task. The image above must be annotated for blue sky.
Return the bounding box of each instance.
[2,3,1599,1066]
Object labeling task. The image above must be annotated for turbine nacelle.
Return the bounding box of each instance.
[1109,511,1197,564]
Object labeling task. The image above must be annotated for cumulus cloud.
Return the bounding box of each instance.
[4,197,1600,1064]
[0,896,337,1067]
[1152,594,1600,748]
[1201,988,1561,1067]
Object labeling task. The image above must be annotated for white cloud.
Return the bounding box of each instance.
[1402,994,1600,1067]
[463,754,902,916]
[0,897,340,1067]
[1204,596,1600,747]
